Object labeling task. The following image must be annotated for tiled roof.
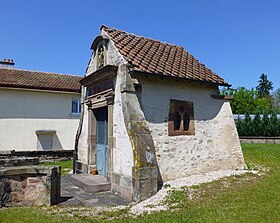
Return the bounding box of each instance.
[102,25,229,86]
[0,68,82,92]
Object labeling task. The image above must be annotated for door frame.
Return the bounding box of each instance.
[87,90,114,180]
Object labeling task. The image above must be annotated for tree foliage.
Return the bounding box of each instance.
[221,73,278,114]
[272,88,280,112]
[256,73,273,98]
[221,87,272,114]
[222,73,279,136]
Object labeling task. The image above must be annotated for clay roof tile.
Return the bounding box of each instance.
[101,26,228,86]
[0,68,82,92]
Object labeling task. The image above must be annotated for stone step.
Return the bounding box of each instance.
[70,174,111,193]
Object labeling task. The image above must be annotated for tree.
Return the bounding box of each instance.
[222,87,255,114]
[221,87,271,114]
[256,73,273,98]
[272,88,280,111]
[254,97,272,113]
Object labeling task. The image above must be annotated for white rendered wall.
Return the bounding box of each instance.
[77,86,89,164]
[112,67,133,177]
[0,88,80,151]
[139,77,245,181]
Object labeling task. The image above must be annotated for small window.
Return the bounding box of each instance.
[72,99,81,114]
[168,99,195,136]
[97,45,105,69]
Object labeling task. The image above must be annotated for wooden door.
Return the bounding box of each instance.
[94,107,108,177]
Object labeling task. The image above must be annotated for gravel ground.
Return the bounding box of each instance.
[130,169,256,215]
[45,169,256,218]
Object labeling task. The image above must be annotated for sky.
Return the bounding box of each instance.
[1,0,280,90]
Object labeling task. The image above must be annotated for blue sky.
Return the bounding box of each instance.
[1,0,279,90]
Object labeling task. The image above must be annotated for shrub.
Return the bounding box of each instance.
[261,112,270,136]
[252,111,262,136]
[270,112,280,136]
[237,113,280,137]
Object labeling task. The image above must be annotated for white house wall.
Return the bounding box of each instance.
[0,88,80,151]
[138,77,245,181]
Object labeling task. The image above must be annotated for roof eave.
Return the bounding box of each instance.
[0,84,81,93]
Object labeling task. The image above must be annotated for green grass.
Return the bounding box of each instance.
[119,143,280,223]
[40,160,73,176]
[0,207,80,223]
[1,144,280,223]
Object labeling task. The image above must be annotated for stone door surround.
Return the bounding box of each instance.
[86,90,114,180]
[80,65,118,180]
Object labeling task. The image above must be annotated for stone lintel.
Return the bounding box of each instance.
[80,65,118,87]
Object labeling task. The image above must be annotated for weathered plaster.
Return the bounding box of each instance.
[138,77,245,181]
[118,65,158,201]
[112,67,133,177]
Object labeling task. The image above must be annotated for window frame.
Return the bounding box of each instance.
[168,99,195,136]
[71,99,81,115]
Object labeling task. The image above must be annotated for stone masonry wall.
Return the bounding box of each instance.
[0,166,60,206]
[0,150,73,164]
[239,137,280,144]
[139,77,245,181]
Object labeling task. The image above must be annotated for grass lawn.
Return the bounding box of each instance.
[40,160,73,176]
[1,144,280,223]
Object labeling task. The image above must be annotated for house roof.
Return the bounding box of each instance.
[101,25,229,86]
[0,68,82,93]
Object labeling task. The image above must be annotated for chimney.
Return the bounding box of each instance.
[0,58,15,68]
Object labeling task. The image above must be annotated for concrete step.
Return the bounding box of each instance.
[69,174,111,193]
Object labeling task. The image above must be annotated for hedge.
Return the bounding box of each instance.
[237,112,280,136]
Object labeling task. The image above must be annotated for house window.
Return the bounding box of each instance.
[168,99,195,136]
[72,99,81,114]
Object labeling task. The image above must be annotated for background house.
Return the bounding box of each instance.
[0,59,82,151]
[75,26,245,201]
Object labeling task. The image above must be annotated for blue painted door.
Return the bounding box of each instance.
[94,107,108,177]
